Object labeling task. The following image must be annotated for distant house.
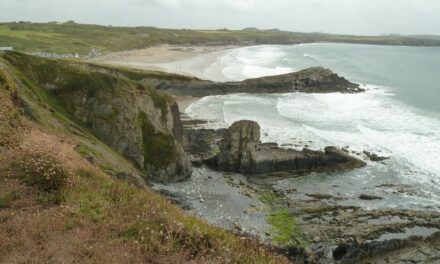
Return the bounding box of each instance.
[0,47,14,51]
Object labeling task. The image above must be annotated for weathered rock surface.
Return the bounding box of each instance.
[61,83,192,183]
[207,120,366,175]
[142,67,364,97]
[182,127,227,166]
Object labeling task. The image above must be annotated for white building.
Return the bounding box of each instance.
[0,47,14,51]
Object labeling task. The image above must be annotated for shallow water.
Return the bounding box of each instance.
[185,44,440,211]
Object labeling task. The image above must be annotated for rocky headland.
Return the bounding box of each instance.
[141,67,364,97]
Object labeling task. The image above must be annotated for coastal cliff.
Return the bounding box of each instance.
[2,52,192,183]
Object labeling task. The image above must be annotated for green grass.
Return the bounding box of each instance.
[76,143,100,158]
[147,86,169,122]
[257,189,308,248]
[268,209,309,248]
[0,25,62,39]
[1,22,440,55]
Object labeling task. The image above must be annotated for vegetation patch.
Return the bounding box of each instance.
[268,209,309,248]
[9,146,68,204]
[147,86,169,123]
[75,143,99,158]
[138,112,177,170]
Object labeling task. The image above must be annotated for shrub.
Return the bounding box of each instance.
[10,146,68,203]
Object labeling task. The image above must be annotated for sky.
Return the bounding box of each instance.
[1,0,440,35]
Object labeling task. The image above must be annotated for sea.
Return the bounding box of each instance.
[184,43,440,211]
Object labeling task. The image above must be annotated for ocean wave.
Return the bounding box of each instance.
[275,87,440,178]
[219,46,294,80]
[303,53,319,61]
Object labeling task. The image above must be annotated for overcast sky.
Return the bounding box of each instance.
[1,0,440,35]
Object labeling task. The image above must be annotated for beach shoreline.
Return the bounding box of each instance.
[89,44,239,81]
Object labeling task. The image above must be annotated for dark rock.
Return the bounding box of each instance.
[307,193,334,200]
[182,127,227,162]
[359,194,383,200]
[363,151,389,162]
[207,120,366,175]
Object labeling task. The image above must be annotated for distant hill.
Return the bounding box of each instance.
[1,22,440,55]
[408,35,440,41]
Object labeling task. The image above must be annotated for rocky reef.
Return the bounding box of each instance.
[187,120,366,175]
[142,67,364,97]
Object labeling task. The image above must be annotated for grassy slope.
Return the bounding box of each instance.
[0,55,289,263]
[1,22,440,54]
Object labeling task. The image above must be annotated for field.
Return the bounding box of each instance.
[1,21,440,55]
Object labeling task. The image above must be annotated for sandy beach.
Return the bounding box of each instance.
[90,44,238,81]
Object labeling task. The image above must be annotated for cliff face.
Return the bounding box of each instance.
[1,52,192,183]
[142,67,363,97]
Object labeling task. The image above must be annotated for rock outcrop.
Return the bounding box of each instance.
[207,120,366,175]
[142,67,363,97]
[63,82,193,183]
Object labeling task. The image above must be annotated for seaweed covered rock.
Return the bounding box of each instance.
[208,120,366,175]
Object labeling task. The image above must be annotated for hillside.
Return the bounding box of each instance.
[1,22,440,55]
[0,52,289,263]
